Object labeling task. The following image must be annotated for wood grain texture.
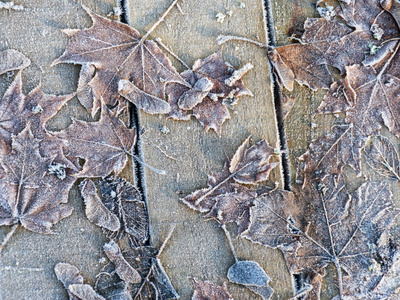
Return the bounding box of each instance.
[0,1,118,299]
[128,0,291,299]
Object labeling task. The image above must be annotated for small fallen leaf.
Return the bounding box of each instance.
[69,284,106,300]
[103,240,141,284]
[227,260,273,300]
[54,262,84,300]
[80,179,120,232]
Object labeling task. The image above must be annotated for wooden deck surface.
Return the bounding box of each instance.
[3,0,395,299]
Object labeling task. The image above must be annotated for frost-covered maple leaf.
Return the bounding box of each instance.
[54,6,187,115]
[166,52,253,136]
[0,126,75,251]
[55,106,136,178]
[244,175,400,298]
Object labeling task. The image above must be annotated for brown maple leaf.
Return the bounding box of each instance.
[191,278,233,300]
[0,71,76,170]
[0,125,75,252]
[243,175,400,298]
[182,137,278,231]
[166,51,253,136]
[55,106,136,177]
[53,5,188,114]
[269,17,351,91]
[0,49,30,75]
[317,47,400,139]
[296,124,361,187]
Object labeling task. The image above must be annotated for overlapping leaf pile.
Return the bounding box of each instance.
[54,5,254,136]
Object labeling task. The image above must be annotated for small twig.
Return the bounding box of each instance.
[288,283,313,300]
[221,224,238,262]
[142,136,179,161]
[141,0,180,42]
[217,35,268,48]
[0,224,18,254]
[155,37,191,70]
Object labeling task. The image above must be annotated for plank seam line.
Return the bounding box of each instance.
[118,0,151,244]
[264,0,291,192]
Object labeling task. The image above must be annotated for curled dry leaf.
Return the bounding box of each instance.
[244,175,400,298]
[0,125,75,235]
[182,137,277,233]
[54,6,187,114]
[69,284,106,300]
[76,64,101,117]
[55,262,84,300]
[296,124,361,187]
[167,51,253,136]
[79,179,120,232]
[364,135,400,180]
[80,176,148,247]
[0,49,30,75]
[96,246,179,300]
[191,278,233,300]
[227,261,273,300]
[55,106,136,177]
[103,240,141,284]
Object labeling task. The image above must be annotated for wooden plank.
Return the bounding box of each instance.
[0,1,119,299]
[128,0,292,299]
[270,0,400,298]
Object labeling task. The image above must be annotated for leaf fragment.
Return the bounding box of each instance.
[191,278,233,300]
[364,135,400,180]
[0,49,30,75]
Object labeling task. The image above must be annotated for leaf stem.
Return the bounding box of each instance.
[333,257,343,299]
[131,154,166,175]
[157,224,176,258]
[217,35,269,49]
[221,224,238,262]
[155,38,191,70]
[0,224,18,254]
[140,0,180,42]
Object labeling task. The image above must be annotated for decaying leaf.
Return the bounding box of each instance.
[167,52,253,136]
[80,176,148,247]
[55,262,84,300]
[182,137,277,233]
[191,278,233,300]
[80,179,120,232]
[243,175,400,298]
[96,245,179,299]
[54,6,187,114]
[99,175,148,247]
[55,106,136,177]
[296,124,361,187]
[0,49,30,75]
[0,125,75,236]
[227,261,273,300]
[364,135,400,180]
[69,284,106,300]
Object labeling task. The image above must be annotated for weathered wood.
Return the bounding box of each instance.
[128,0,292,299]
[271,0,400,298]
[0,1,119,299]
